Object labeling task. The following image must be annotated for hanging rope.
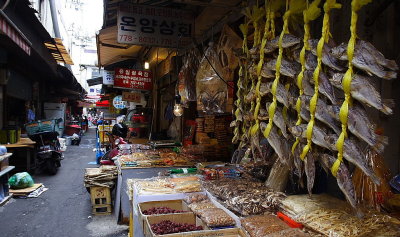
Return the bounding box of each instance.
[251,1,272,136]
[291,0,321,156]
[233,23,249,145]
[332,0,371,176]
[263,0,306,138]
[300,0,341,160]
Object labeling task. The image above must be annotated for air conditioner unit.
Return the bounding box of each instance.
[0,69,9,85]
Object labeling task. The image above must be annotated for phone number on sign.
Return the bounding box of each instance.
[119,35,181,46]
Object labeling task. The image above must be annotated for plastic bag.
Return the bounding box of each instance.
[197,208,235,227]
[265,228,311,237]
[188,201,216,215]
[241,215,289,237]
[178,49,201,107]
[8,172,34,189]
[196,43,227,115]
[185,193,209,204]
[352,149,393,211]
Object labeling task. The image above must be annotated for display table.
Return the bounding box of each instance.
[115,166,177,225]
[3,138,36,148]
[2,138,36,172]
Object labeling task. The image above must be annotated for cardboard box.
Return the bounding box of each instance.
[144,212,246,237]
[138,199,191,233]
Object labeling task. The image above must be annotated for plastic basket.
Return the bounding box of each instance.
[25,120,56,135]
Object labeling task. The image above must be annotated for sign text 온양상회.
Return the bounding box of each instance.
[117,5,193,48]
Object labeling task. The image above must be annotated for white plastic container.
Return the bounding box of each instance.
[65,136,72,146]
[58,138,67,151]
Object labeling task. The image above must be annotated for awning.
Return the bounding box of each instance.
[44,38,74,65]
[0,10,32,55]
[87,76,103,86]
[97,0,243,68]
[77,101,94,107]
[96,26,142,67]
[96,100,110,107]
[57,65,86,98]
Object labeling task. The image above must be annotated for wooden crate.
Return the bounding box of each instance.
[90,186,111,206]
[138,199,191,233]
[92,204,112,215]
[144,212,246,237]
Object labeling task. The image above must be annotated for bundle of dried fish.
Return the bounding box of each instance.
[327,104,388,154]
[259,82,293,108]
[281,194,400,237]
[203,179,286,216]
[229,0,398,212]
[84,166,118,188]
[329,72,394,115]
[330,40,398,79]
[265,58,301,78]
[308,39,345,71]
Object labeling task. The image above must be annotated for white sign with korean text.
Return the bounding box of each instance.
[113,95,127,109]
[117,5,193,48]
[103,70,114,85]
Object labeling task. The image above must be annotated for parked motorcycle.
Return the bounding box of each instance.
[29,131,62,175]
[25,119,63,175]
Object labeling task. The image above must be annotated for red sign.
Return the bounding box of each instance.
[114,68,152,90]
[0,12,31,55]
[122,92,142,103]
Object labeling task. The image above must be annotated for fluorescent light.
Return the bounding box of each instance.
[144,61,150,69]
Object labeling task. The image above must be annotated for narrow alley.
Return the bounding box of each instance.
[0,129,128,237]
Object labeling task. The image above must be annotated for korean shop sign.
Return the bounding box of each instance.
[117,5,193,48]
[103,70,114,85]
[114,68,153,90]
[122,91,142,103]
[113,95,127,109]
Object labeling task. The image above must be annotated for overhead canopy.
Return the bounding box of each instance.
[87,76,103,86]
[97,0,243,68]
[45,38,74,65]
[97,26,142,67]
[57,65,86,98]
[0,10,32,55]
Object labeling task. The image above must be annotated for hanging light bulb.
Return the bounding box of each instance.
[173,103,183,117]
[144,61,150,69]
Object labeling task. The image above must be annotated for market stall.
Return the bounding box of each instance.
[113,144,205,224]
[95,0,400,236]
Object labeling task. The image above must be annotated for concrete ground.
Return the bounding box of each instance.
[0,129,128,237]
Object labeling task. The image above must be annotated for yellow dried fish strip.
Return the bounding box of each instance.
[291,0,321,156]
[251,1,272,136]
[300,0,341,160]
[263,0,306,138]
[332,0,372,176]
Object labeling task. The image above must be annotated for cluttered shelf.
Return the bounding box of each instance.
[0,165,15,177]
[1,138,36,148]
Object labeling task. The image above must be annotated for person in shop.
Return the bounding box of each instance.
[112,115,128,139]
